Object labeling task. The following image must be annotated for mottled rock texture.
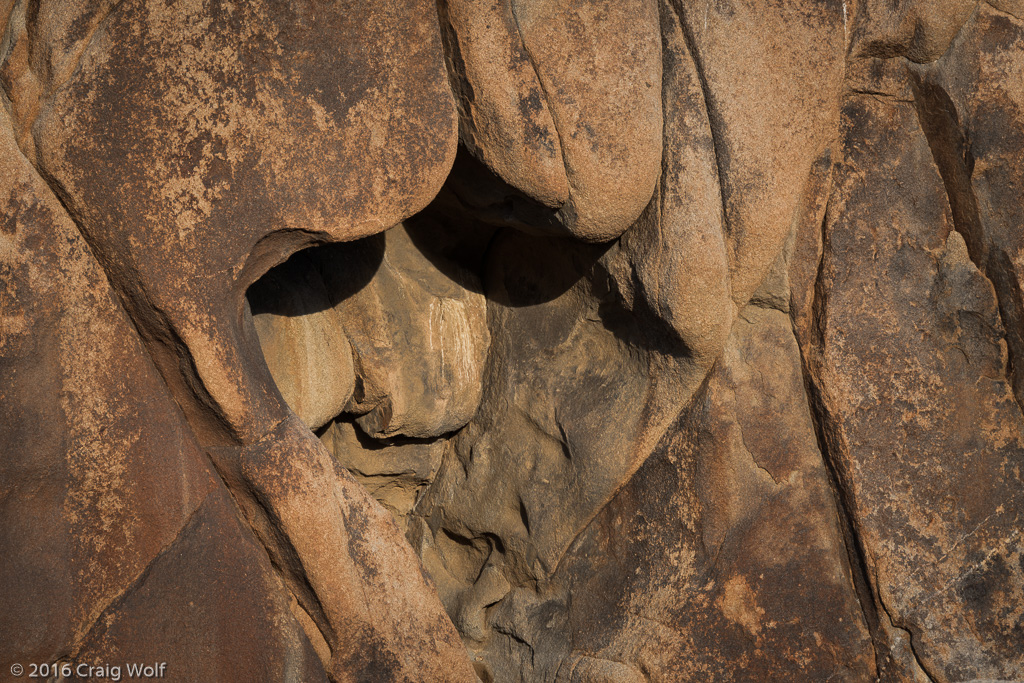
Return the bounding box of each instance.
[2,0,1023,681]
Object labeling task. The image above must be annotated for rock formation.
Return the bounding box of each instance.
[1,0,1022,681]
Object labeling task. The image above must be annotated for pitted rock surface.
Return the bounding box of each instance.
[3,0,1023,681]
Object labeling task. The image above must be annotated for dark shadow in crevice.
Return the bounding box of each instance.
[404,144,571,299]
[404,195,495,297]
[441,145,566,237]
[482,225,611,309]
[246,233,385,318]
[315,237,388,309]
[591,258,694,359]
[797,198,891,678]
[403,145,610,310]
[335,414,455,451]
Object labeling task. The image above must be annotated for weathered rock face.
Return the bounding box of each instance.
[438,0,663,242]
[3,0,1023,681]
[2,0,475,681]
[805,54,1024,681]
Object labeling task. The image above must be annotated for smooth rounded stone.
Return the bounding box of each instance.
[439,0,570,209]
[248,251,355,432]
[675,0,846,308]
[442,0,663,242]
[320,223,490,440]
[29,0,461,440]
[5,0,1024,680]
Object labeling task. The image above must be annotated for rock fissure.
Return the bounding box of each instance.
[4,2,1023,680]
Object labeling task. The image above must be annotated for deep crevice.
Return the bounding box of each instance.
[909,68,1024,416]
[800,355,891,679]
[797,173,941,681]
[667,0,731,241]
[796,191,888,679]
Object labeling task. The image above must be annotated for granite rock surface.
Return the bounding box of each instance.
[2,0,1022,681]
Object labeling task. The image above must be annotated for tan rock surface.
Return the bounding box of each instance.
[3,0,1024,681]
[500,305,875,681]
[248,250,356,432]
[806,58,1024,680]
[441,0,663,242]
[326,223,490,441]
[0,93,320,680]
[3,0,474,680]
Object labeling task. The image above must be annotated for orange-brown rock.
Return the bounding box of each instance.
[3,0,474,680]
[805,57,1024,681]
[3,0,1024,681]
[440,0,663,242]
